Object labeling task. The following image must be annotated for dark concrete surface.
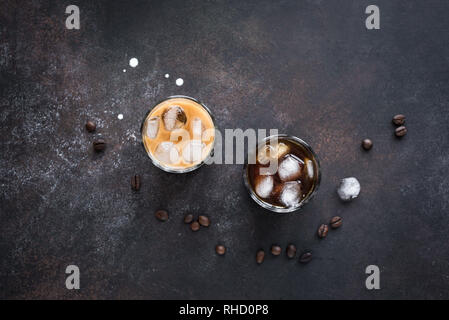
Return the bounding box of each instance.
[1,0,449,299]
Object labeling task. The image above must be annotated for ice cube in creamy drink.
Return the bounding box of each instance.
[141,96,215,172]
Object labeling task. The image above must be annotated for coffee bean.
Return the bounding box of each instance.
[286,244,297,259]
[86,121,96,132]
[131,175,141,191]
[155,210,169,222]
[299,250,312,264]
[395,126,407,137]
[190,221,200,232]
[215,245,226,255]
[317,224,329,239]
[392,114,405,126]
[184,214,194,224]
[362,139,373,150]
[198,215,210,227]
[271,245,282,256]
[330,216,342,229]
[93,139,106,151]
[256,250,265,264]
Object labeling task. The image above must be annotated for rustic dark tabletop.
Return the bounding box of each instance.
[1,0,449,300]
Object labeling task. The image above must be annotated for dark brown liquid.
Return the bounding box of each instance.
[247,138,319,208]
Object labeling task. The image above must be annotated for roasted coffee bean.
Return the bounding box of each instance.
[299,251,312,264]
[86,121,96,132]
[271,245,282,256]
[215,245,226,255]
[190,221,200,232]
[286,244,297,259]
[395,126,407,137]
[392,114,405,126]
[155,210,169,222]
[184,214,194,224]
[330,216,342,229]
[131,175,141,191]
[93,139,106,151]
[256,250,265,264]
[198,215,210,227]
[362,139,373,150]
[317,224,329,239]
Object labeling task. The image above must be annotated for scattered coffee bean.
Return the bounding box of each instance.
[392,114,405,126]
[131,175,141,191]
[93,139,106,151]
[256,250,265,264]
[198,215,210,227]
[286,244,297,259]
[271,245,282,256]
[86,121,96,132]
[395,126,407,137]
[155,210,169,222]
[330,216,342,229]
[184,214,194,224]
[190,221,200,232]
[362,139,373,150]
[215,245,226,255]
[317,224,329,239]
[299,251,313,264]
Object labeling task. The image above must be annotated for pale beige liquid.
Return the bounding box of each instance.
[142,97,215,169]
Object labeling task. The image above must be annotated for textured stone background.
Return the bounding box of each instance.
[1,0,449,299]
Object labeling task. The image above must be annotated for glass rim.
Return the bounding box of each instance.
[243,134,321,213]
[140,95,216,174]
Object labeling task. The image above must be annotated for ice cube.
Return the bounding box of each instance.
[162,105,187,131]
[280,181,302,207]
[154,141,179,164]
[276,143,289,159]
[191,117,203,140]
[146,116,159,139]
[278,155,303,181]
[305,159,315,179]
[254,175,274,199]
[337,177,360,201]
[257,142,290,165]
[257,145,275,165]
[182,140,205,163]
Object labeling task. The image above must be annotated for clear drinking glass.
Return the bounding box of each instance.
[141,95,216,173]
[243,134,321,213]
